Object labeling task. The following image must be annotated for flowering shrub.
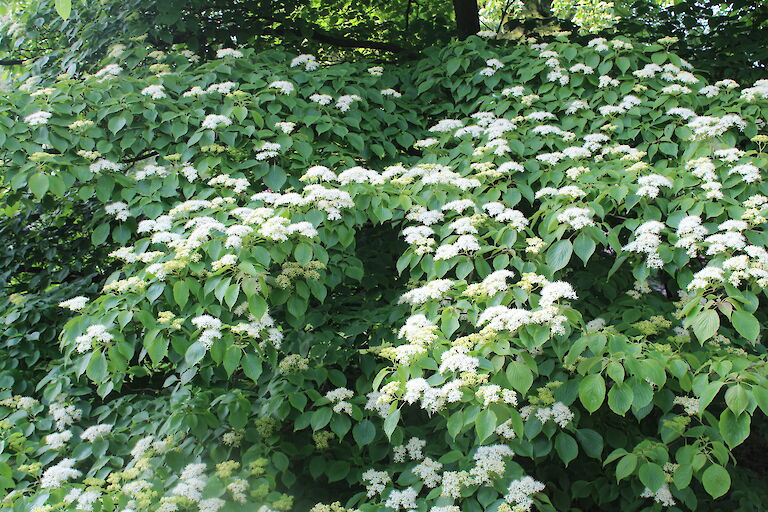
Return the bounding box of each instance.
[2,31,768,512]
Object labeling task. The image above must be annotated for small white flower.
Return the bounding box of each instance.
[217,48,243,58]
[24,111,52,126]
[141,85,166,99]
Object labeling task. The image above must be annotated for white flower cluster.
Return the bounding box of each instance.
[464,269,515,297]
[49,401,82,430]
[471,445,515,484]
[172,463,208,502]
[94,63,122,78]
[105,201,131,220]
[290,54,319,71]
[687,114,746,140]
[325,387,354,414]
[413,457,443,487]
[641,483,676,507]
[59,296,88,311]
[636,174,672,198]
[141,84,166,99]
[64,488,102,511]
[741,79,768,102]
[269,80,295,94]
[90,159,124,174]
[393,437,426,462]
[336,94,361,112]
[673,395,700,415]
[402,377,465,412]
[384,488,418,510]
[74,324,114,353]
[41,458,81,488]
[392,314,439,363]
[191,315,223,349]
[362,469,391,497]
[505,476,546,510]
[202,114,232,130]
[675,216,707,257]
[399,279,453,305]
[45,430,73,449]
[217,48,243,58]
[476,385,517,407]
[522,402,575,427]
[24,111,52,126]
[479,58,504,77]
[557,207,594,230]
[623,221,665,268]
[685,157,723,199]
[80,423,113,442]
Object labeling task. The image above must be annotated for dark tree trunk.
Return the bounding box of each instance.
[452,0,480,39]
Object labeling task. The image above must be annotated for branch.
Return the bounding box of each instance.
[0,59,24,66]
[310,29,406,52]
[123,151,159,164]
[247,13,409,53]
[405,0,413,37]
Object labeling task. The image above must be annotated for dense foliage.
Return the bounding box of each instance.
[3,5,768,512]
[3,0,768,86]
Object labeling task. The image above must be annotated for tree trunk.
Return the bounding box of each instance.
[452,0,480,39]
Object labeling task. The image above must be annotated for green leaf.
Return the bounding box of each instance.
[575,428,603,458]
[330,413,351,438]
[573,232,596,264]
[506,361,533,395]
[242,353,262,382]
[224,283,240,309]
[311,407,333,431]
[702,464,731,498]
[294,141,313,159]
[55,0,71,19]
[146,335,168,365]
[223,345,241,377]
[719,409,750,448]
[546,239,573,272]
[691,309,720,342]
[674,464,693,489]
[86,350,108,383]
[639,462,665,492]
[555,433,578,466]
[383,408,400,439]
[29,173,49,199]
[724,384,749,416]
[446,57,462,75]
[92,223,110,245]
[616,56,631,73]
[295,243,313,265]
[659,142,678,156]
[264,166,287,190]
[753,385,768,415]
[579,374,606,413]
[248,295,268,319]
[475,409,497,442]
[447,411,464,440]
[185,341,206,366]
[173,281,189,309]
[607,382,634,415]
[732,311,759,342]
[108,116,126,134]
[698,380,723,411]
[616,454,637,481]
[352,420,375,446]
[326,460,350,482]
